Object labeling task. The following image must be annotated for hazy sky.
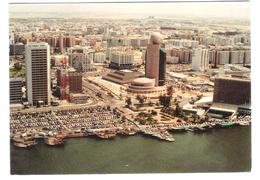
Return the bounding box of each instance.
[9,2,250,19]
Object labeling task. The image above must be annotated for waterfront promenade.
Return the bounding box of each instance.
[10,103,250,148]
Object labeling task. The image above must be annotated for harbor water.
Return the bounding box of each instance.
[10,126,251,174]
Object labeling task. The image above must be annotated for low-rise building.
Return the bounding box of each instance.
[126,77,166,98]
[10,78,23,104]
[102,69,144,84]
[69,93,89,104]
[213,77,251,105]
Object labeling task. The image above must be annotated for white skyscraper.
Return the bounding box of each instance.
[192,48,209,71]
[25,42,51,106]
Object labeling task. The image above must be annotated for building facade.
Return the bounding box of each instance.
[213,77,251,105]
[192,48,209,71]
[102,69,143,84]
[68,71,83,93]
[94,52,106,63]
[145,34,166,86]
[56,67,82,100]
[68,46,96,72]
[109,52,133,70]
[10,78,23,104]
[9,43,25,55]
[25,42,51,106]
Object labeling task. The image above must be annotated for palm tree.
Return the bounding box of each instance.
[159,94,171,107]
[136,95,146,105]
[121,116,126,122]
[166,85,174,97]
[119,93,123,100]
[174,103,182,117]
[125,97,132,107]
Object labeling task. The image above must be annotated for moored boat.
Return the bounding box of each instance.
[44,137,64,146]
[14,140,37,148]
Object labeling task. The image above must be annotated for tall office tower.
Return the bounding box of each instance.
[145,32,166,86]
[25,42,51,106]
[191,48,209,71]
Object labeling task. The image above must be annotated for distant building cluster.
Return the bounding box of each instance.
[9,16,251,107]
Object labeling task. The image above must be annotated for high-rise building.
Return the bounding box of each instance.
[56,67,82,100]
[208,47,251,67]
[192,48,209,71]
[25,42,51,106]
[68,46,96,72]
[10,78,23,104]
[56,67,70,100]
[109,51,134,70]
[94,52,106,63]
[68,71,82,93]
[59,35,64,54]
[145,32,166,86]
[170,47,192,64]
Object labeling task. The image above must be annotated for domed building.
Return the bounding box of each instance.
[150,32,163,45]
[129,78,155,90]
[126,77,166,98]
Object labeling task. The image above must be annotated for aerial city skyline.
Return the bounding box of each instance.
[9,2,251,174]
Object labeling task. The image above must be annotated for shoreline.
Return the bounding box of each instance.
[10,119,250,148]
[10,104,251,148]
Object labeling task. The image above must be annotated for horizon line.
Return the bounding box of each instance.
[9,0,250,5]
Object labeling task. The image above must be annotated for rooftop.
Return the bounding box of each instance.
[210,103,238,112]
[120,69,132,73]
[216,77,251,82]
[133,77,155,84]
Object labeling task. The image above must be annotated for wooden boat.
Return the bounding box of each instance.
[44,137,64,146]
